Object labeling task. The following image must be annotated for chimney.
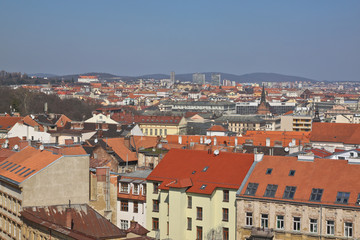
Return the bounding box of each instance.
[254,153,264,162]
[65,200,72,229]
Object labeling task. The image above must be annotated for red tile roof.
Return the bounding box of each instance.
[105,138,138,162]
[311,122,360,144]
[0,116,22,131]
[239,155,360,207]
[21,204,126,239]
[207,125,227,132]
[147,149,254,194]
[0,146,62,184]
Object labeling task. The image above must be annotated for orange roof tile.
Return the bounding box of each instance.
[207,125,227,132]
[239,155,360,207]
[0,116,22,131]
[147,149,254,194]
[311,122,360,144]
[0,147,62,184]
[106,138,137,162]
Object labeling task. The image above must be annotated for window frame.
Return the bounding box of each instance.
[276,215,284,230]
[153,182,159,194]
[326,220,335,235]
[344,222,353,237]
[223,227,229,240]
[133,201,138,213]
[309,188,323,202]
[244,182,259,196]
[283,186,297,199]
[222,208,229,222]
[310,218,318,233]
[336,191,350,204]
[188,196,192,209]
[264,184,278,198]
[187,217,192,230]
[223,190,229,202]
[261,214,269,229]
[153,199,159,212]
[120,200,128,211]
[152,218,159,230]
[246,212,253,226]
[293,217,301,231]
[196,226,203,240]
[197,207,203,220]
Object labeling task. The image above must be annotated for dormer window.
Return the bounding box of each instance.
[309,188,323,202]
[336,192,350,204]
[244,183,259,196]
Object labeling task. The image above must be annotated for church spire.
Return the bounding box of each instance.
[260,84,266,103]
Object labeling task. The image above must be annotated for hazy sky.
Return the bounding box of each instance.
[0,0,359,81]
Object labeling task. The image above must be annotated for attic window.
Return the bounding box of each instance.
[244,182,259,196]
[309,188,323,202]
[266,168,273,175]
[336,192,350,204]
[200,184,207,190]
[19,168,31,176]
[202,166,209,172]
[289,170,296,176]
[283,186,296,199]
[0,161,8,167]
[2,162,12,169]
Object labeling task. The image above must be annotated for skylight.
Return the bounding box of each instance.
[10,165,21,172]
[244,183,259,196]
[15,167,26,174]
[266,168,273,175]
[23,169,36,178]
[289,170,296,176]
[202,166,209,172]
[2,162,12,169]
[283,186,296,199]
[19,168,31,176]
[0,161,8,167]
[309,188,323,202]
[6,163,17,171]
[200,184,207,190]
[336,192,350,204]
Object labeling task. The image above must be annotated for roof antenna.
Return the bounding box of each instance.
[69,199,71,208]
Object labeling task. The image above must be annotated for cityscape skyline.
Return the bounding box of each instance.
[1,0,359,81]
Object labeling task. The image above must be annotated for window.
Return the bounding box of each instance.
[153,200,159,212]
[120,183,129,193]
[289,170,296,176]
[133,201,138,213]
[246,212,253,226]
[152,218,159,230]
[223,190,229,202]
[266,168,273,175]
[244,182,259,196]
[283,186,297,199]
[276,215,284,229]
[187,217,192,230]
[164,129,167,135]
[188,196,192,209]
[222,208,229,222]
[153,182,159,194]
[336,192,350,204]
[120,220,128,230]
[326,220,334,235]
[159,129,163,136]
[197,207,203,220]
[223,227,229,240]
[264,184,278,198]
[261,214,269,229]
[142,184,146,195]
[310,188,323,202]
[196,226,203,240]
[150,129,153,135]
[344,222,353,237]
[155,129,157,135]
[293,217,301,231]
[133,184,139,195]
[121,200,128,211]
[310,219,318,233]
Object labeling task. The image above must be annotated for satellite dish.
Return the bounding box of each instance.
[5,139,9,144]
[13,145,19,151]
[205,139,212,145]
[284,147,289,152]
[157,144,162,149]
[3,143,8,149]
[289,142,293,147]
[214,149,220,156]
[94,138,98,144]
[39,145,44,151]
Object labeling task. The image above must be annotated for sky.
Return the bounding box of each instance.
[0,0,359,81]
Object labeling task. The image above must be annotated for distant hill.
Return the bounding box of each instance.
[135,72,318,83]
[47,72,318,83]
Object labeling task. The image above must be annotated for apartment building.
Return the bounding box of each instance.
[135,116,187,137]
[117,170,150,230]
[0,146,89,240]
[146,149,255,240]
[237,154,360,239]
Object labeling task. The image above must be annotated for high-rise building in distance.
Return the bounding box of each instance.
[171,71,175,84]
[211,73,221,86]
[192,73,205,85]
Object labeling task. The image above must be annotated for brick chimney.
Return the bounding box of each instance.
[65,208,72,229]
